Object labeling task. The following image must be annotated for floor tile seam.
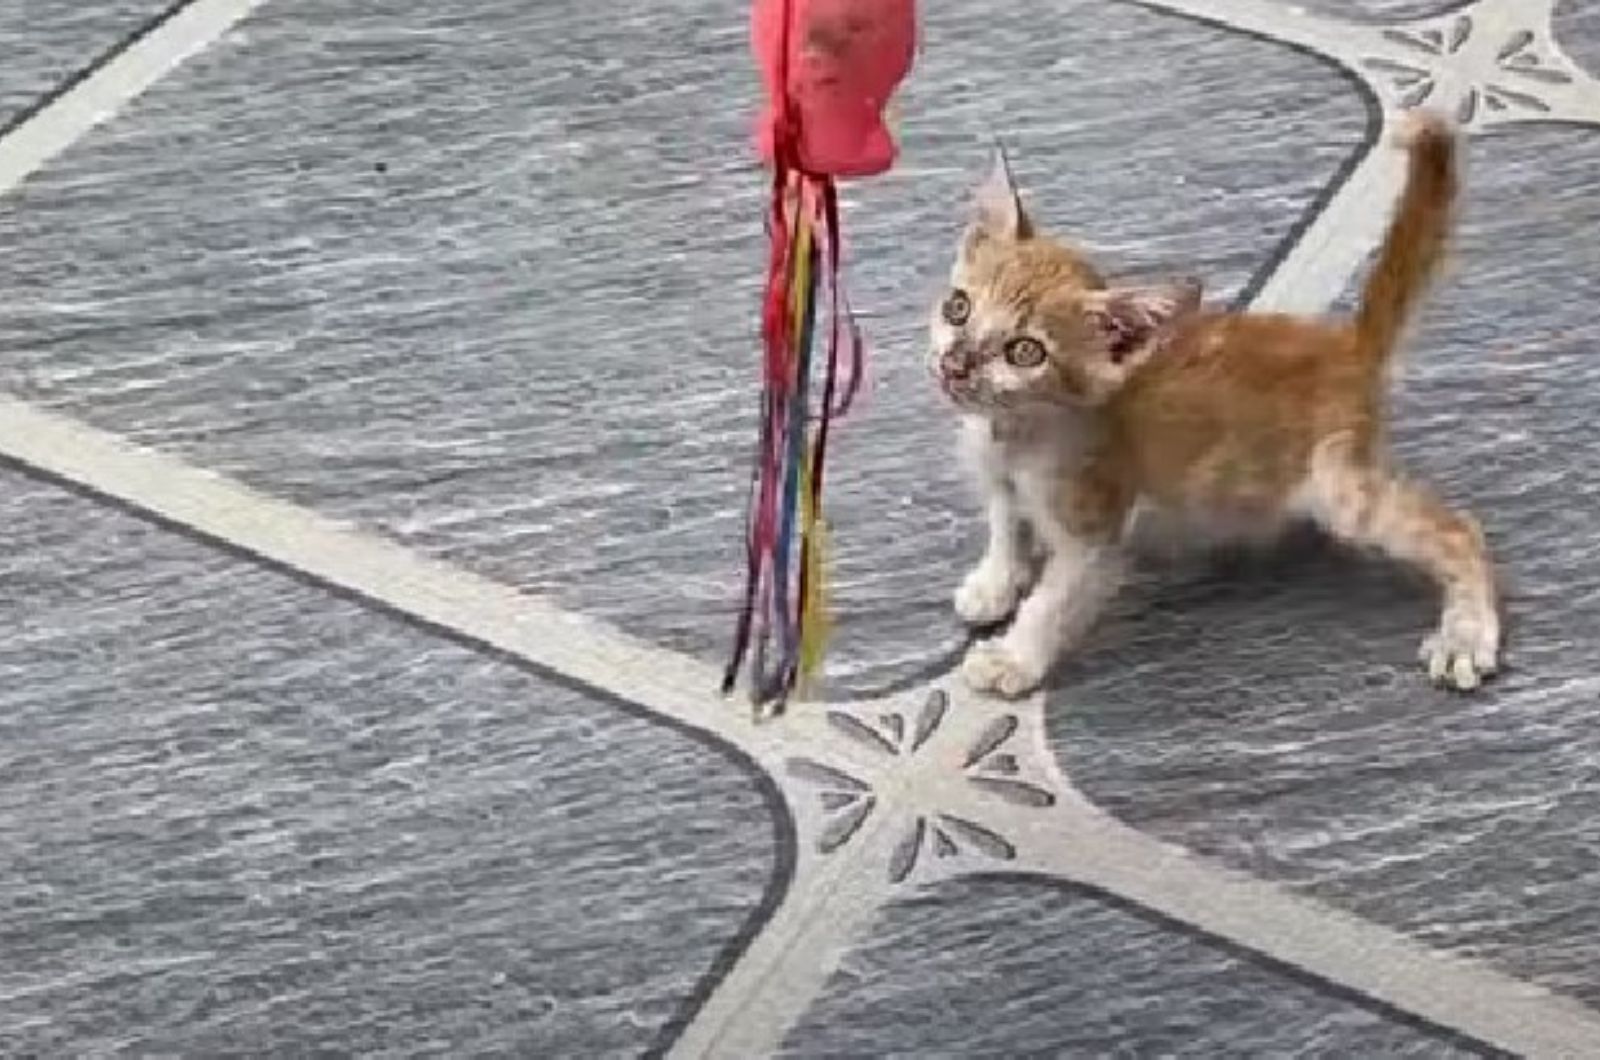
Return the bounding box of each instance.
[1110,0,1404,312]
[684,702,1600,1060]
[873,696,1600,1057]
[0,395,800,760]
[667,802,912,1058]
[0,0,195,141]
[991,792,1600,1058]
[0,0,271,199]
[1119,0,1372,58]
[1250,137,1405,312]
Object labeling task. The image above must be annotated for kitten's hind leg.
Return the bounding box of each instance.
[955,487,1033,626]
[1304,444,1500,691]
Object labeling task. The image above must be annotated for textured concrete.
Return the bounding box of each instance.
[784,878,1470,1057]
[0,471,782,1055]
[1050,123,1600,1004]
[0,1,171,129]
[0,0,1368,696]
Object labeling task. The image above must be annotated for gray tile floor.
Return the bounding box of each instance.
[2,0,1599,1055]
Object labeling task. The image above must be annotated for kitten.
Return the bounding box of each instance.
[929,112,1499,698]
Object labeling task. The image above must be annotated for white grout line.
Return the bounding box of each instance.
[669,683,1045,1057]
[1249,130,1400,313]
[0,396,782,761]
[0,395,920,792]
[1027,806,1600,1057]
[669,810,908,1059]
[1120,0,1414,319]
[979,705,1600,1059]
[1126,0,1374,58]
[1479,0,1600,128]
[0,0,272,197]
[676,678,1600,1056]
[1144,0,1600,316]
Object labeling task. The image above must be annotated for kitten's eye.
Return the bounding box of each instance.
[941,289,972,326]
[1004,337,1047,368]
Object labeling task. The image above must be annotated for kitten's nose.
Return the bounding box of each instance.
[940,344,975,379]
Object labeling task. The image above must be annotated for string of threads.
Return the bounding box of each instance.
[722,169,862,709]
[724,0,864,709]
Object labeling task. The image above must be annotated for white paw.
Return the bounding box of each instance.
[1419,605,1501,692]
[954,562,1026,626]
[961,638,1047,699]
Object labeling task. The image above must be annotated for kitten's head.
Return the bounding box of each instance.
[928,147,1201,413]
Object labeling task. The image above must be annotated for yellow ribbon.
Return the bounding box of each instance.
[790,188,829,698]
[797,438,831,698]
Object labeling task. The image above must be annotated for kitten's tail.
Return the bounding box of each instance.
[1351,111,1458,368]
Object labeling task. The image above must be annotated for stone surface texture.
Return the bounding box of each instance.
[0,472,781,1054]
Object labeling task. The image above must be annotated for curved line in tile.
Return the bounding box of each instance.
[1288,0,1482,25]
[1121,0,1388,310]
[1,449,801,1056]
[1553,0,1600,84]
[646,767,798,1057]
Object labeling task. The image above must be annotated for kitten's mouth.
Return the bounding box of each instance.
[938,376,987,409]
[929,360,969,400]
[929,352,988,408]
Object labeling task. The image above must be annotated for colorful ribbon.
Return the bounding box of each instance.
[722,69,864,710]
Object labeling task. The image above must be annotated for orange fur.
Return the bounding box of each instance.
[932,113,1499,697]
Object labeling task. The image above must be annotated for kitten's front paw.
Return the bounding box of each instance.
[954,562,1026,626]
[1419,604,1501,692]
[961,638,1046,699]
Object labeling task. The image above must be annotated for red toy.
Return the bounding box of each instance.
[751,0,917,177]
[724,0,918,711]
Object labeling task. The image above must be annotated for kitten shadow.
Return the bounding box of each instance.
[1039,524,1447,726]
[837,522,1519,715]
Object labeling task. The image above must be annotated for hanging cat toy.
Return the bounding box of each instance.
[723,0,918,712]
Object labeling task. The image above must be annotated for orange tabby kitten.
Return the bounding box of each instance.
[930,112,1499,698]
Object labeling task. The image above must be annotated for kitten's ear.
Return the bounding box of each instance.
[1086,278,1203,363]
[964,141,1033,250]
